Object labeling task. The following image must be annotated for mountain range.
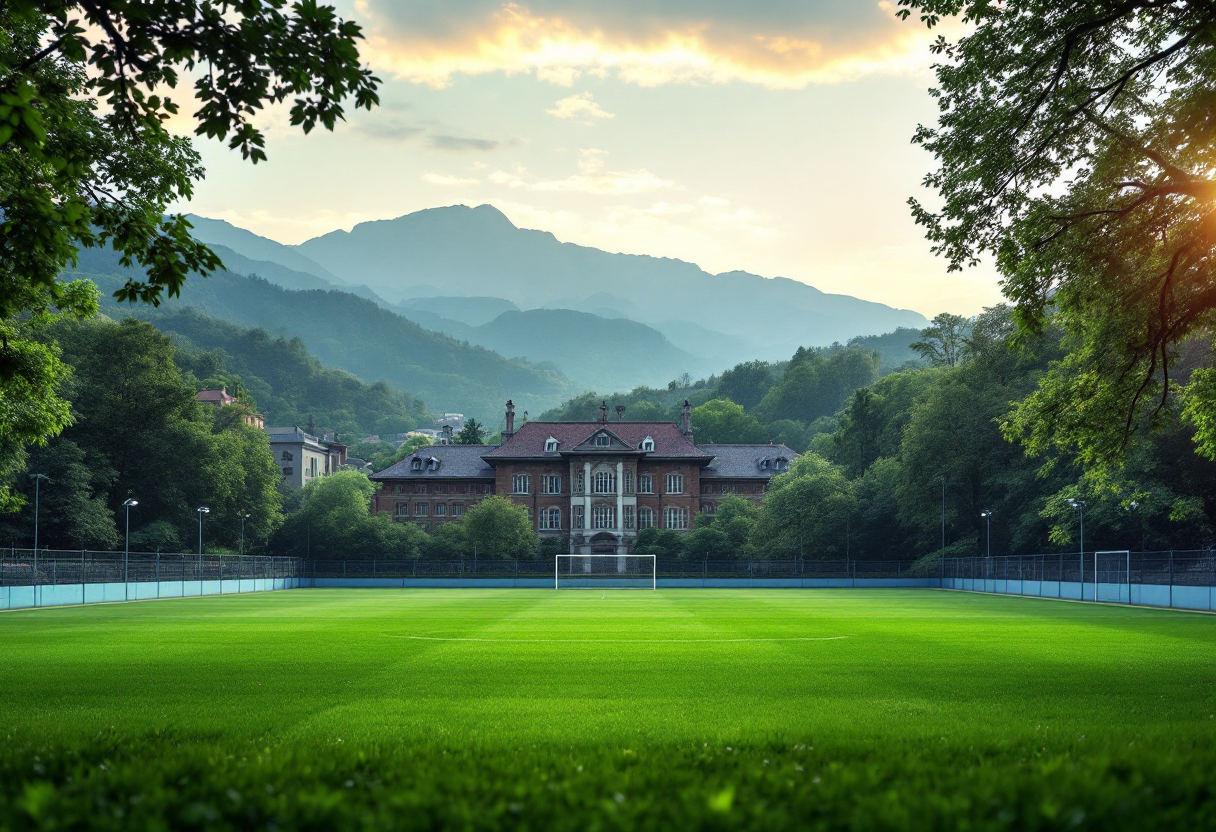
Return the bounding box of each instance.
[185,205,929,370]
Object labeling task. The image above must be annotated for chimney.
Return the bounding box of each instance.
[615,404,626,421]
[441,424,453,444]
[598,400,608,423]
[681,399,691,434]
[504,399,515,438]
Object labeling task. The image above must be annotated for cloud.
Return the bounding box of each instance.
[355,118,426,141]
[423,173,482,186]
[488,149,674,195]
[547,91,615,123]
[354,1,953,89]
[429,134,503,151]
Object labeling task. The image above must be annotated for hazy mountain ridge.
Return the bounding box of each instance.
[68,247,572,418]
[290,204,929,362]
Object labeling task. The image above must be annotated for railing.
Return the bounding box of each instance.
[1,549,304,586]
[943,550,1216,587]
[303,559,926,580]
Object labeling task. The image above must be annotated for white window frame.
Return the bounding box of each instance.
[641,436,654,452]
[540,506,561,530]
[637,474,653,494]
[593,470,617,494]
[623,505,635,530]
[511,474,531,494]
[665,506,688,530]
[637,506,654,529]
[665,473,684,494]
[452,504,465,517]
[573,504,585,529]
[415,504,430,517]
[542,475,562,494]
[592,505,616,530]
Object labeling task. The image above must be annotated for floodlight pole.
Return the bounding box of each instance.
[238,512,250,556]
[30,473,48,606]
[940,476,946,559]
[980,510,992,559]
[122,498,138,600]
[1069,499,1085,599]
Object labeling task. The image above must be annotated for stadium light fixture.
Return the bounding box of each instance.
[123,498,139,599]
[197,507,210,558]
[238,512,251,556]
[980,509,993,559]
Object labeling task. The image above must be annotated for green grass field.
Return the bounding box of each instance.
[2,589,1214,830]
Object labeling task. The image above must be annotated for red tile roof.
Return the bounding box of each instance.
[485,421,708,459]
[197,388,235,405]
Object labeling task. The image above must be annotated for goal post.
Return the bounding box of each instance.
[1095,550,1131,604]
[554,554,657,590]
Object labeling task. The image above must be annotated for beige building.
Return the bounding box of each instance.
[265,426,347,488]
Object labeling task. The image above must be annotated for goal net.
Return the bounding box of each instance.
[1095,550,1131,603]
[554,554,656,590]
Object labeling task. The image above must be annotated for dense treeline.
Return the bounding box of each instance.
[545,307,1216,563]
[1,318,282,553]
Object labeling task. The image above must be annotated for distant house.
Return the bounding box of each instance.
[265,426,347,488]
[196,387,265,428]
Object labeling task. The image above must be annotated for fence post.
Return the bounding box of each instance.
[156,553,161,599]
[1169,550,1174,608]
[373,557,377,578]
[1126,550,1131,605]
[82,549,86,604]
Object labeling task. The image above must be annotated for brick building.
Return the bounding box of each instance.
[370,400,796,554]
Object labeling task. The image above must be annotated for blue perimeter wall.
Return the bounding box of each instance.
[3,577,1212,613]
[942,578,1215,612]
[1,577,301,611]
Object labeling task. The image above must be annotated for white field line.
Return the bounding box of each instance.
[387,634,853,644]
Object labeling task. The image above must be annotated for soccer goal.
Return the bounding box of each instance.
[1095,550,1131,604]
[554,554,657,590]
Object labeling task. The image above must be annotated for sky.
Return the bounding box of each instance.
[169,1,1001,316]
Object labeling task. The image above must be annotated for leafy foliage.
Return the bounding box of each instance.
[461,495,537,560]
[898,0,1216,463]
[0,0,378,511]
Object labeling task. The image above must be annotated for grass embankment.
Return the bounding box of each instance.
[1,589,1213,830]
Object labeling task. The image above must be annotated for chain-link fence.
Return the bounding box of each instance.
[943,550,1215,587]
[303,558,925,580]
[1,549,304,586]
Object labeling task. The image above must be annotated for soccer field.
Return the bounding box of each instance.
[2,589,1214,830]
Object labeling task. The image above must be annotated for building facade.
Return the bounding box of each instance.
[371,400,795,554]
[266,426,348,488]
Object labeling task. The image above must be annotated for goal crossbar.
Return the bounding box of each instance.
[554,554,656,590]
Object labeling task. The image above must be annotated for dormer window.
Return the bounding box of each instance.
[640,436,654,452]
[410,457,422,472]
[545,436,559,452]
[426,457,440,471]
[760,457,770,469]
[594,433,611,447]
[774,457,788,471]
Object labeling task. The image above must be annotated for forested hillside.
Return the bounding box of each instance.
[163,309,432,438]
[68,247,572,420]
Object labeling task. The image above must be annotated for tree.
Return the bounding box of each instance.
[455,418,486,445]
[276,470,425,559]
[910,313,971,368]
[717,361,776,411]
[1,0,379,507]
[46,317,283,548]
[0,439,118,549]
[752,454,856,559]
[690,399,767,444]
[898,1,1216,463]
[461,495,537,559]
[694,495,758,558]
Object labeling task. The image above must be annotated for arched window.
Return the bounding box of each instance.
[637,506,655,529]
[594,470,617,494]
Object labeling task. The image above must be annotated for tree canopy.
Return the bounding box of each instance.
[898,0,1216,465]
[1,0,378,510]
